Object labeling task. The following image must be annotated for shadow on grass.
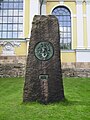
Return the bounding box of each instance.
[21,98,90,107]
[57,98,90,106]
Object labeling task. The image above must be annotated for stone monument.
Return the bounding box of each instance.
[23,15,65,104]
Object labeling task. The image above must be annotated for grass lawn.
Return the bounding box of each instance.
[0,77,90,120]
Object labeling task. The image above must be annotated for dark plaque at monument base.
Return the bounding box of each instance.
[23,15,65,104]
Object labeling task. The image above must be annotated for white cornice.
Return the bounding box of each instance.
[86,0,90,2]
[76,0,90,3]
[43,0,47,4]
[59,0,64,4]
[76,0,84,49]
[59,0,64,2]
[86,0,90,5]
[76,0,83,4]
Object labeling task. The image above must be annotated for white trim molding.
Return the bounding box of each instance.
[86,0,90,49]
[76,49,90,62]
[0,41,21,56]
[76,0,84,49]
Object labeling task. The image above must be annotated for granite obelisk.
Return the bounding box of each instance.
[23,15,64,104]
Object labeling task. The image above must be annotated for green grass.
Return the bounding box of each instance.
[0,77,90,120]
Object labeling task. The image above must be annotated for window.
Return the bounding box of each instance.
[0,0,23,38]
[52,6,71,49]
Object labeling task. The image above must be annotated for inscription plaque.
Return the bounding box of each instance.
[39,75,48,80]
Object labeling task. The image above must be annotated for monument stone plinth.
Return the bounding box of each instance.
[23,15,64,104]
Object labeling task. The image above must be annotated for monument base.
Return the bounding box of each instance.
[23,15,65,104]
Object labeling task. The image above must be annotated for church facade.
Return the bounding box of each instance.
[0,0,90,77]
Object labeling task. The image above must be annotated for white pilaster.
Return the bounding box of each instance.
[42,1,46,15]
[76,0,84,49]
[23,0,25,38]
[59,0,64,4]
[86,1,90,49]
[30,0,40,30]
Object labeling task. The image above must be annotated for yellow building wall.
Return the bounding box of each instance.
[64,2,76,14]
[73,17,77,49]
[46,1,77,49]
[0,42,27,56]
[83,17,87,49]
[46,1,76,62]
[0,47,2,55]
[15,42,27,56]
[46,1,59,14]
[83,2,87,48]
[61,52,76,63]
[0,0,87,63]
[83,2,86,14]
[15,0,30,55]
[0,0,29,56]
[24,0,30,38]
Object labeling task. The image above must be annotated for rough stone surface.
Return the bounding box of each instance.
[0,51,90,78]
[62,68,90,77]
[0,63,25,77]
[23,15,65,104]
[0,63,90,78]
[0,56,26,78]
[61,62,90,69]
